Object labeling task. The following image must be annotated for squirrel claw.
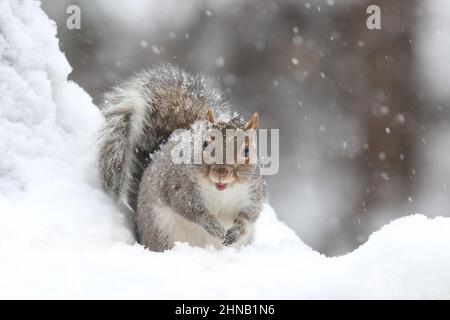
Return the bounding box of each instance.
[207,219,225,240]
[223,228,240,246]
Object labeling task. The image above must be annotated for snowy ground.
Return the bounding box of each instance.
[1,0,450,299]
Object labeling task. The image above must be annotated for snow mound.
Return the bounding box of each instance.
[0,0,133,252]
[0,0,449,299]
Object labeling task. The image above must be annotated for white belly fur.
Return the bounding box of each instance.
[155,182,253,249]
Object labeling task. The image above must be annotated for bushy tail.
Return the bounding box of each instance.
[97,64,227,211]
[97,87,147,212]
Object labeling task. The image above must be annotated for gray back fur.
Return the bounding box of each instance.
[97,64,228,211]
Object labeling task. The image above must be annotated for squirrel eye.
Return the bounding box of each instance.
[244,146,250,157]
[203,141,209,150]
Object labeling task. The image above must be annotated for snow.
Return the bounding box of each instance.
[1,0,450,299]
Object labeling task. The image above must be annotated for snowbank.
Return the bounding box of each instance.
[0,0,450,299]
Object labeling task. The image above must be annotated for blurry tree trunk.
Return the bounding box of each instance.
[334,0,419,237]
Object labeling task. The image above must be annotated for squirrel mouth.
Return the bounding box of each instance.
[215,182,227,191]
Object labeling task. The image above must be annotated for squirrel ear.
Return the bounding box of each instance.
[205,108,215,123]
[245,113,259,130]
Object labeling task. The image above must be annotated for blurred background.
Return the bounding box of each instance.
[41,0,450,255]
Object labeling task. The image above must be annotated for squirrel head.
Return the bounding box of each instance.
[192,108,261,192]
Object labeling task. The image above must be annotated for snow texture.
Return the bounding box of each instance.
[0,0,449,299]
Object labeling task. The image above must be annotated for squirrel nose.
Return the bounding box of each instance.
[215,166,229,177]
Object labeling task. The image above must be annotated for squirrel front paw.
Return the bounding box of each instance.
[223,225,245,246]
[204,217,225,240]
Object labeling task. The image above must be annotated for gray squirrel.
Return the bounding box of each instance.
[97,64,265,251]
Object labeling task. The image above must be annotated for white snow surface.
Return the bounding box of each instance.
[1,0,450,299]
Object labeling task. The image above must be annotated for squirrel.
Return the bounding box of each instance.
[97,64,265,251]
